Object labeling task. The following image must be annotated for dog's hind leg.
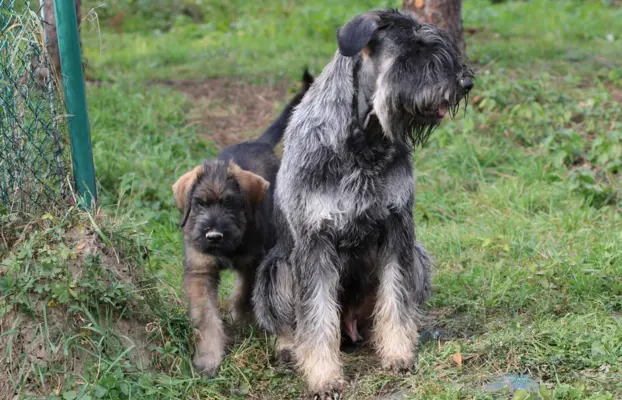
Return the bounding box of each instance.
[373,209,429,372]
[413,241,432,307]
[253,242,298,362]
[230,266,256,324]
[292,233,345,398]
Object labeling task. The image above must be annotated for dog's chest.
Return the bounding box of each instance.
[301,149,412,233]
[340,134,411,209]
[337,166,410,221]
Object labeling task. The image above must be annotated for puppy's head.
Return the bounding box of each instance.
[172,160,270,255]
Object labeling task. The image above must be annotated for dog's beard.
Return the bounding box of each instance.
[403,93,469,149]
[359,68,471,150]
[409,123,437,149]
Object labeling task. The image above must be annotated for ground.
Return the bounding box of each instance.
[2,0,622,399]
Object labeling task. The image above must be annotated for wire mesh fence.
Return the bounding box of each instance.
[1,0,70,213]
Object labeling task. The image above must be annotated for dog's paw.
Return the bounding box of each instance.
[192,351,224,378]
[380,354,414,373]
[309,378,347,400]
[275,335,296,365]
[277,348,295,365]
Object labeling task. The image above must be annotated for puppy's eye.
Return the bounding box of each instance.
[221,197,236,208]
[194,198,211,208]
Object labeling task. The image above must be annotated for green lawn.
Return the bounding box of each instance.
[3,0,622,398]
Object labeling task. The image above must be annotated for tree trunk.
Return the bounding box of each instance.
[42,0,82,77]
[403,0,465,55]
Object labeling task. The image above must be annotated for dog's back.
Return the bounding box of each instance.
[217,141,280,193]
[217,68,314,183]
[217,69,314,221]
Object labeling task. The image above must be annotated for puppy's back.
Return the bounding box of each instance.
[217,142,280,186]
[216,69,315,187]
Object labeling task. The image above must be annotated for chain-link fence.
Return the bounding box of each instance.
[1,0,70,213]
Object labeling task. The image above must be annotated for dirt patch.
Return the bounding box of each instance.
[0,219,155,397]
[159,79,293,148]
[66,225,154,368]
[609,84,622,104]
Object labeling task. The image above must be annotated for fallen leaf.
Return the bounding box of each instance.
[451,353,463,367]
[415,0,425,8]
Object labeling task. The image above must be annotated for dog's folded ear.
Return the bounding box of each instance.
[172,164,204,227]
[228,162,270,211]
[337,13,379,57]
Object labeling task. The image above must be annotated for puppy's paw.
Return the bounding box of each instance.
[380,354,414,373]
[309,378,347,400]
[192,350,224,377]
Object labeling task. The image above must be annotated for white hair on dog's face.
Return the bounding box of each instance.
[372,56,396,139]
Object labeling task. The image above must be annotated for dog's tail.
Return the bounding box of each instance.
[256,68,314,147]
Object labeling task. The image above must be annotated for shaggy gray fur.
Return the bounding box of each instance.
[253,9,473,399]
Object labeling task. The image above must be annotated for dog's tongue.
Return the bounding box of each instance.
[437,103,447,118]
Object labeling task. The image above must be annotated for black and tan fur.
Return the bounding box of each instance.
[173,70,313,377]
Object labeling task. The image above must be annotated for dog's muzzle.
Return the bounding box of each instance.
[206,231,224,244]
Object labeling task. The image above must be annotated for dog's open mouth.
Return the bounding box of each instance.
[419,103,449,123]
[437,103,447,118]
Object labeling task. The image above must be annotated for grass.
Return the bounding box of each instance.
[2,0,622,398]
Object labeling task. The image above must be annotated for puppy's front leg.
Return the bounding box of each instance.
[293,234,345,398]
[374,208,430,372]
[183,248,225,377]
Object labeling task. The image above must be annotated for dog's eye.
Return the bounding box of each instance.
[194,198,211,208]
[221,197,236,208]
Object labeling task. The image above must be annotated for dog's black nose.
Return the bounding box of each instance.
[206,231,223,243]
[460,77,474,92]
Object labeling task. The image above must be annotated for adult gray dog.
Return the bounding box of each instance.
[253,9,474,399]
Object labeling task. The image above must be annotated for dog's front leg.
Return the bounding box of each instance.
[183,251,225,377]
[292,233,346,398]
[373,209,430,372]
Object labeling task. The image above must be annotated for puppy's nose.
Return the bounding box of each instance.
[206,231,223,243]
[460,77,474,92]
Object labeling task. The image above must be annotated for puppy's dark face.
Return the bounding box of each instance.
[337,9,474,146]
[172,161,269,256]
[187,167,247,254]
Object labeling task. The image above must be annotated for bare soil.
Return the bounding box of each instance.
[609,84,622,104]
[0,221,153,397]
[158,79,294,148]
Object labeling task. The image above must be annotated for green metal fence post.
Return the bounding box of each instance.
[53,0,97,207]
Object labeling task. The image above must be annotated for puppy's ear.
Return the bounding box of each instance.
[337,14,379,57]
[228,162,270,211]
[172,165,204,227]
